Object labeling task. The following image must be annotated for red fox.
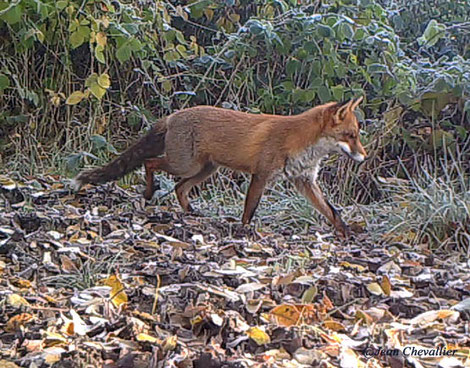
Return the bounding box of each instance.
[72,97,366,237]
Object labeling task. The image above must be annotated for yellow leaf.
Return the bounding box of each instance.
[44,331,68,347]
[136,333,159,343]
[366,282,384,296]
[51,95,61,107]
[66,91,86,105]
[246,327,271,345]
[162,335,177,351]
[102,274,128,307]
[97,73,110,89]
[100,15,110,29]
[96,32,107,47]
[339,261,366,272]
[10,277,33,289]
[8,294,30,307]
[162,80,172,93]
[204,8,214,21]
[228,13,240,23]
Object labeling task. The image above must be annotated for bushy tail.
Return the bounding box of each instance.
[72,123,166,190]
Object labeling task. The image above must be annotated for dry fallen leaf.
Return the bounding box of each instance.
[8,294,30,307]
[246,326,271,345]
[5,313,34,332]
[381,275,392,296]
[101,274,128,308]
[366,282,384,296]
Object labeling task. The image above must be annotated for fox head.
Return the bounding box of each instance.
[326,97,367,163]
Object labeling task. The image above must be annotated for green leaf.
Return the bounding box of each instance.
[464,100,470,115]
[91,135,107,150]
[317,24,333,38]
[302,89,316,103]
[340,23,354,40]
[56,1,68,11]
[418,20,446,47]
[116,44,132,63]
[129,38,142,52]
[331,85,344,101]
[95,45,105,64]
[0,74,10,91]
[69,31,85,48]
[248,20,265,35]
[161,80,172,93]
[163,51,180,62]
[292,88,304,104]
[176,44,187,58]
[66,91,86,105]
[286,59,300,76]
[0,3,22,24]
[86,73,108,100]
[317,86,331,103]
[65,153,83,171]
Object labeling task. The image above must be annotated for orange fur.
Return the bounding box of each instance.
[75,99,367,237]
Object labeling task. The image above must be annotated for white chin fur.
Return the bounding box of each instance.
[351,153,365,163]
[337,142,364,162]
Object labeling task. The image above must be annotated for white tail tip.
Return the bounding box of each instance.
[70,177,83,192]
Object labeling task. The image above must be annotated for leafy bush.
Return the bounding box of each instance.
[0,0,468,197]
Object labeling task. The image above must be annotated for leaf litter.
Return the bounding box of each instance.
[0,174,469,367]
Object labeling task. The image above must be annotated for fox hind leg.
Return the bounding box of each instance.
[175,162,218,213]
[143,157,173,200]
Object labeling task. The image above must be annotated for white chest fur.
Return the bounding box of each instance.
[284,137,338,182]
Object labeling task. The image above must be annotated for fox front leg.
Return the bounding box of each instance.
[292,176,350,238]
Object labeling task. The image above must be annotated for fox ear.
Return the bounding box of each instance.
[334,99,353,121]
[350,96,364,111]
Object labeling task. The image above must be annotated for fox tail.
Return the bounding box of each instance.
[71,123,166,190]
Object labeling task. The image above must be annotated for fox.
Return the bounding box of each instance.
[72,97,366,237]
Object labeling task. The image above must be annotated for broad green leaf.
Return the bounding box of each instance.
[0,74,10,91]
[331,85,344,101]
[286,59,300,76]
[340,22,354,40]
[317,86,331,103]
[88,84,106,99]
[116,44,132,63]
[418,20,446,47]
[90,135,107,149]
[129,38,142,52]
[0,3,22,24]
[66,91,86,105]
[317,24,333,38]
[162,80,172,93]
[95,45,105,64]
[69,31,84,48]
[56,1,68,10]
[86,73,107,100]
[302,89,316,103]
[176,44,187,58]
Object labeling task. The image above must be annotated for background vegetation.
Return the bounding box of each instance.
[0,0,469,248]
